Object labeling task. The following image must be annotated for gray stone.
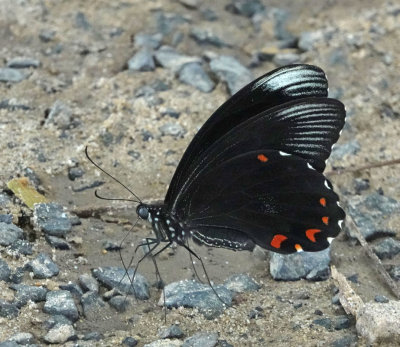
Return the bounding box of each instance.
[313,317,333,330]
[10,283,48,308]
[158,324,184,339]
[223,273,261,293]
[43,290,79,322]
[43,314,72,330]
[271,8,295,42]
[59,282,83,299]
[374,295,389,303]
[183,332,218,347]
[7,332,34,345]
[0,214,12,224]
[270,248,331,281]
[26,253,59,279]
[389,265,400,281]
[9,239,33,255]
[109,295,129,312]
[0,342,19,347]
[178,0,199,9]
[298,31,324,51]
[373,238,400,259]
[155,12,190,35]
[79,273,99,293]
[134,32,163,49]
[144,340,181,347]
[330,335,358,347]
[179,63,215,93]
[225,0,264,17]
[92,266,149,299]
[0,68,27,83]
[161,108,180,119]
[190,28,230,47]
[0,222,24,246]
[9,267,24,284]
[159,280,232,319]
[0,299,19,318]
[44,324,76,344]
[356,301,400,345]
[209,55,253,95]
[68,167,84,181]
[347,193,400,240]
[0,259,11,282]
[330,140,360,162]
[45,101,73,130]
[81,291,106,318]
[75,11,90,30]
[154,46,201,73]
[159,123,185,137]
[128,48,155,71]
[7,57,40,69]
[33,203,72,237]
[273,52,301,66]
[45,235,71,250]
[39,28,56,42]
[83,331,104,341]
[123,337,139,347]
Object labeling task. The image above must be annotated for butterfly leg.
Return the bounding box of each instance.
[181,243,231,307]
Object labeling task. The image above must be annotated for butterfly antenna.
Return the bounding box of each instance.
[85,146,142,203]
[182,243,231,308]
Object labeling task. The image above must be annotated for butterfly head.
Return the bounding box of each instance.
[136,204,149,220]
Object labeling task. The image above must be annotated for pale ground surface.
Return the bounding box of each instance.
[0,0,399,346]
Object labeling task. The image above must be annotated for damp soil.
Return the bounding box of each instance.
[1,0,400,346]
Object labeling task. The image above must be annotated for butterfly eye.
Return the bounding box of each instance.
[137,205,149,220]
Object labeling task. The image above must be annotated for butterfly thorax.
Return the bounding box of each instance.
[136,203,187,245]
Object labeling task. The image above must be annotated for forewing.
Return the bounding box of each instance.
[185,150,345,254]
[166,64,329,205]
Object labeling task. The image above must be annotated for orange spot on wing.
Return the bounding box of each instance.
[306,229,322,242]
[322,216,329,225]
[319,198,326,207]
[295,244,303,252]
[270,234,287,249]
[257,154,268,162]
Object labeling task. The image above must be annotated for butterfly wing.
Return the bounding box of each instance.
[166,64,329,205]
[170,97,346,213]
[186,149,345,254]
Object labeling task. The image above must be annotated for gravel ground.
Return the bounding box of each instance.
[1,0,400,346]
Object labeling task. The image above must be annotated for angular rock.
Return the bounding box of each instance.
[43,314,72,330]
[0,68,27,83]
[347,193,400,240]
[0,259,11,282]
[225,0,264,17]
[389,265,400,281]
[43,290,79,322]
[134,32,163,49]
[0,222,24,246]
[92,266,150,299]
[159,280,232,319]
[26,253,59,279]
[273,52,301,66]
[298,31,324,51]
[373,238,400,259]
[102,240,122,251]
[45,101,73,130]
[161,108,180,119]
[159,123,185,137]
[9,239,33,255]
[123,337,139,347]
[270,248,331,281]
[59,282,83,299]
[155,12,190,35]
[190,28,230,47]
[128,48,155,71]
[44,324,76,344]
[154,46,201,73]
[83,331,104,341]
[81,291,106,319]
[10,283,48,308]
[0,299,19,318]
[374,295,389,303]
[0,214,12,223]
[79,273,99,293]
[179,63,215,93]
[7,332,34,345]
[223,273,261,293]
[209,55,253,95]
[39,28,56,42]
[109,295,129,312]
[33,203,72,237]
[183,332,218,347]
[68,167,84,181]
[7,57,40,69]
[158,324,184,339]
[356,301,400,345]
[45,235,71,250]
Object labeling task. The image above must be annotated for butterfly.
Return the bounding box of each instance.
[88,64,346,258]
[131,64,346,256]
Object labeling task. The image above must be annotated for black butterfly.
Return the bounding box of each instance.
[132,64,346,256]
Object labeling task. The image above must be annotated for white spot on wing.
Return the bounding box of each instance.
[307,163,316,170]
[324,180,331,189]
[338,220,344,228]
[279,151,291,156]
[327,237,334,244]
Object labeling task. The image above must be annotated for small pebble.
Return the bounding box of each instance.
[45,235,71,250]
[0,68,27,83]
[109,295,130,312]
[0,299,19,318]
[10,283,48,308]
[26,253,59,279]
[79,273,99,293]
[0,222,24,246]
[44,324,76,344]
[0,259,11,282]
[83,331,104,341]
[128,48,156,71]
[158,324,184,339]
[373,238,400,259]
[179,63,215,93]
[159,123,185,137]
[122,336,139,347]
[43,290,79,322]
[182,331,218,347]
[33,202,72,237]
[80,291,106,319]
[9,239,33,255]
[7,57,40,69]
[223,273,260,293]
[273,52,301,66]
[374,295,389,303]
[134,32,163,49]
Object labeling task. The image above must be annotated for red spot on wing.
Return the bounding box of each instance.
[306,229,322,242]
[257,154,268,162]
[270,234,287,249]
[322,216,329,225]
[319,198,326,207]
